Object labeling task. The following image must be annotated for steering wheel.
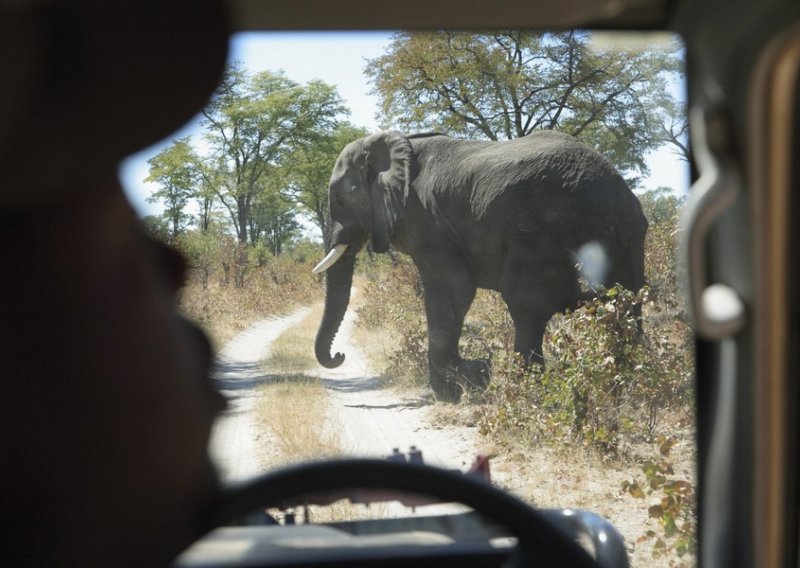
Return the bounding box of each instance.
[195,458,600,567]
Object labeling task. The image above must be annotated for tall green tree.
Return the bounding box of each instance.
[145,137,199,241]
[201,63,348,243]
[286,123,369,246]
[192,159,222,234]
[140,214,172,243]
[249,188,300,256]
[366,31,683,176]
[638,186,686,225]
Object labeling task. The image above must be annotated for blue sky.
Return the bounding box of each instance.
[119,31,690,218]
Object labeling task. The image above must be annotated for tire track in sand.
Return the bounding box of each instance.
[209,308,311,482]
[209,289,484,482]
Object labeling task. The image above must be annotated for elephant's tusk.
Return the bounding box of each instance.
[312,244,348,274]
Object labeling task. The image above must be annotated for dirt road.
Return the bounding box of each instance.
[209,298,483,482]
[209,307,311,482]
[317,296,484,470]
[207,297,687,566]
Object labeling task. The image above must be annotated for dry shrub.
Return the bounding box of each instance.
[472,190,694,455]
[356,255,429,387]
[622,437,697,562]
[477,286,694,454]
[640,188,688,329]
[179,250,322,348]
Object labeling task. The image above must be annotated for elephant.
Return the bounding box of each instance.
[313,130,647,402]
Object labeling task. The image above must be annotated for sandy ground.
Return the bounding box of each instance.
[209,307,311,482]
[208,295,489,523]
[318,298,485,471]
[209,296,484,480]
[209,298,693,567]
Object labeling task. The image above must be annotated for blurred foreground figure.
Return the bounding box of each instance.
[0,1,230,565]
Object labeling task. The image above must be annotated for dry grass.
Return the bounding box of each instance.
[257,275,385,375]
[350,316,394,376]
[254,303,392,523]
[262,304,324,375]
[255,376,342,465]
[255,302,336,465]
[179,260,322,349]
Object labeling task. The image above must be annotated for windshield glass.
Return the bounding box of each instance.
[120,30,694,567]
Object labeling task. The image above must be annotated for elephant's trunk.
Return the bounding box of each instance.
[315,252,356,369]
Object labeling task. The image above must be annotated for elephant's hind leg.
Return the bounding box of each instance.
[500,239,578,365]
[508,314,550,366]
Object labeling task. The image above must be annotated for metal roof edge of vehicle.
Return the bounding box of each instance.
[228,0,672,31]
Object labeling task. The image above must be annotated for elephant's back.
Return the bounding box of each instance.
[410,131,643,231]
[462,133,628,217]
[414,132,623,191]
[493,131,623,191]
[469,133,644,244]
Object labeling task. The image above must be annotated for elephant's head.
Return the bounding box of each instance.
[313,131,414,369]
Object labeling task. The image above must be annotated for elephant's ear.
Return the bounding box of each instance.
[363,131,413,253]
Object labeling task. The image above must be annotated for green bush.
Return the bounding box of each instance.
[478,285,693,454]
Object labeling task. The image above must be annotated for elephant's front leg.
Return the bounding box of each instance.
[419,263,487,401]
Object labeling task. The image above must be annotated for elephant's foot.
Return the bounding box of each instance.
[429,373,462,403]
[429,358,491,403]
[456,358,491,389]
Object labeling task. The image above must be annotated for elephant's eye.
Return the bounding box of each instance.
[338,181,358,200]
[332,178,361,208]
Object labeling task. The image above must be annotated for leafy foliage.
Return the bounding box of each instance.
[145,64,366,256]
[143,62,361,283]
[200,63,348,245]
[366,31,684,176]
[176,221,229,289]
[249,188,300,256]
[477,285,693,453]
[622,437,697,561]
[639,186,687,225]
[145,137,200,241]
[177,233,324,347]
[141,214,172,243]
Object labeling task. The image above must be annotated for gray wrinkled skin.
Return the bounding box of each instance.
[316,130,647,402]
